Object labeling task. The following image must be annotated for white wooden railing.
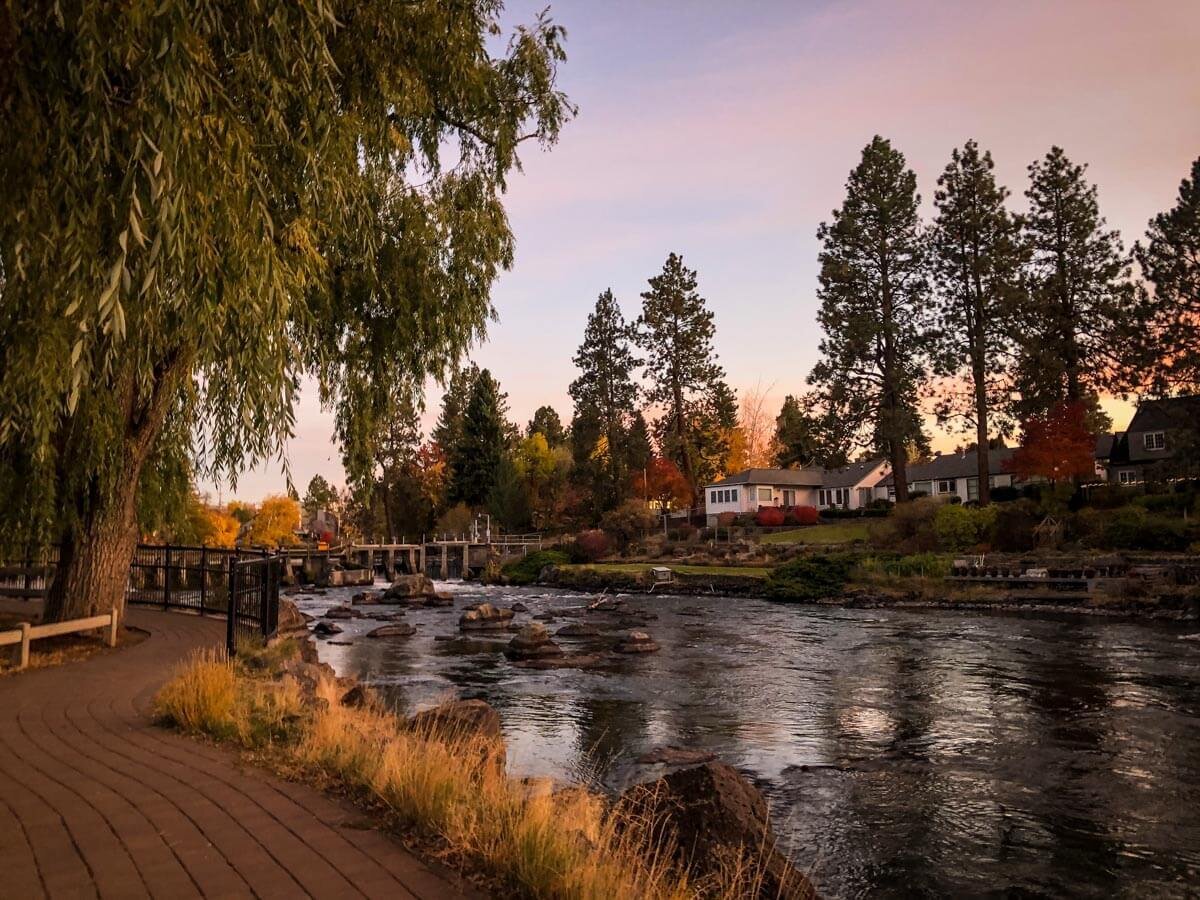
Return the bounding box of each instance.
[0,611,119,671]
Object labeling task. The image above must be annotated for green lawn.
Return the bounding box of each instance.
[758,522,871,545]
[567,563,771,578]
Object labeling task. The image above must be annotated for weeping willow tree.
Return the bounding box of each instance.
[0,1,572,621]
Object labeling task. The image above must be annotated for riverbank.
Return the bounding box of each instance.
[536,562,1200,621]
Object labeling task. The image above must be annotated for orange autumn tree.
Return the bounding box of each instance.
[1006,401,1096,484]
[645,456,691,510]
[245,495,302,548]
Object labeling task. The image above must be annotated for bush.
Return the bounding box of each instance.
[991,500,1039,551]
[575,529,612,562]
[435,502,475,537]
[734,513,757,528]
[858,552,952,578]
[933,503,996,551]
[1134,492,1195,515]
[764,553,860,601]
[1097,507,1191,551]
[820,506,889,519]
[501,550,570,585]
[755,506,785,527]
[785,505,819,526]
[666,523,698,542]
[988,485,1020,503]
[869,497,941,553]
[599,500,656,548]
[869,498,894,511]
[716,511,737,528]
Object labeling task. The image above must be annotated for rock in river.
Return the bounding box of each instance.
[636,746,718,766]
[505,623,563,660]
[621,762,816,900]
[312,621,343,637]
[555,623,600,638]
[383,574,437,600]
[323,605,359,619]
[460,602,516,631]
[367,623,417,638]
[614,630,660,654]
[352,590,383,605]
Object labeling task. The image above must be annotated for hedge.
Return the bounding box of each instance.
[501,549,571,585]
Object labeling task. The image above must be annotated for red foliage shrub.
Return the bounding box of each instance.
[1006,401,1097,483]
[755,506,786,527]
[575,529,612,562]
[786,505,819,526]
[716,511,737,528]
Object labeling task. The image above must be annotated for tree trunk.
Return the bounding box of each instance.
[973,356,991,506]
[890,440,909,504]
[44,476,141,623]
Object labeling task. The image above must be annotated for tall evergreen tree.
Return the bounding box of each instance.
[1014,147,1134,424]
[526,405,566,446]
[431,364,479,455]
[808,136,931,501]
[447,369,508,507]
[637,253,730,503]
[929,140,1027,504]
[624,411,654,477]
[1137,155,1200,395]
[773,396,816,468]
[569,289,641,511]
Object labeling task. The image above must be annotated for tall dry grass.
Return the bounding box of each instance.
[155,652,793,899]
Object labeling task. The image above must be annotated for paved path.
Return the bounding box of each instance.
[0,608,482,899]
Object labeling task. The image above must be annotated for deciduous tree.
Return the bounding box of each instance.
[1006,401,1096,484]
[0,1,571,621]
[929,140,1027,504]
[808,137,931,500]
[245,495,301,547]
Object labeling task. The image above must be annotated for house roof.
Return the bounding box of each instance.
[819,458,887,489]
[1125,395,1200,433]
[874,448,1016,487]
[706,467,824,488]
[1094,433,1116,460]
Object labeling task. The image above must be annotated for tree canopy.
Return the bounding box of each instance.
[0,1,571,619]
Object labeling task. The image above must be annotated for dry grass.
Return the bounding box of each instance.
[154,652,790,900]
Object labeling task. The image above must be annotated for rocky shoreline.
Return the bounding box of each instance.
[536,565,1200,622]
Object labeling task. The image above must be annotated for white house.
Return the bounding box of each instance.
[703,459,889,524]
[703,468,823,522]
[871,449,1016,503]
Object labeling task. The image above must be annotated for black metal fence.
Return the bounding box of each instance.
[2,542,281,655]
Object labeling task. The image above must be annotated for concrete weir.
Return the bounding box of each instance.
[283,537,541,585]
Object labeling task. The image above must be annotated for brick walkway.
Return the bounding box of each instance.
[0,608,482,899]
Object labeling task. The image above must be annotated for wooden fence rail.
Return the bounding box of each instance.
[0,610,119,670]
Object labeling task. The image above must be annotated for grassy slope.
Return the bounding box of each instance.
[758,522,870,545]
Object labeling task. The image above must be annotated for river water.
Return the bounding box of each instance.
[297,581,1200,899]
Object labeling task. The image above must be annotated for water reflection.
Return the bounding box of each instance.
[298,582,1200,898]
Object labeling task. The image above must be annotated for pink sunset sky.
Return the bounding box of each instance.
[221,0,1200,502]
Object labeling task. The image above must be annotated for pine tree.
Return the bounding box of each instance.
[432,365,479,455]
[773,394,850,469]
[526,405,566,446]
[637,253,730,504]
[808,137,931,501]
[447,369,508,507]
[625,412,653,475]
[929,140,1027,504]
[569,289,641,511]
[1137,155,1200,394]
[487,453,532,532]
[1014,147,1134,425]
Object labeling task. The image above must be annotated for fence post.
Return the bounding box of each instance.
[108,609,119,647]
[17,622,30,670]
[226,556,237,656]
[163,544,172,611]
[199,546,208,615]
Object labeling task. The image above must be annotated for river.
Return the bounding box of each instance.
[296,581,1200,899]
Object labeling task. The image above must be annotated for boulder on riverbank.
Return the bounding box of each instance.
[636,746,717,766]
[272,598,309,643]
[460,603,516,631]
[614,630,660,654]
[504,623,563,660]
[407,698,506,768]
[383,574,437,601]
[620,762,816,900]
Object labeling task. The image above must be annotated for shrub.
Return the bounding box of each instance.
[869,498,894,511]
[785,505,819,526]
[764,553,860,601]
[858,552,952,578]
[869,497,941,553]
[734,513,757,528]
[599,500,657,548]
[667,523,698,542]
[1134,492,1195,515]
[435,502,475,537]
[1097,507,1191,551]
[988,485,1020,503]
[716,511,737,528]
[575,529,612,562]
[501,550,570,585]
[933,503,997,551]
[991,500,1040,551]
[755,506,785,527]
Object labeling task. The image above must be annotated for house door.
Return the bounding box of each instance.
[783,490,796,506]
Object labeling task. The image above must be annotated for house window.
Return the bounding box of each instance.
[710,490,718,504]
[1118,470,1138,485]
[731,488,738,503]
[783,489,796,506]
[966,478,978,501]
[937,479,956,495]
[757,487,773,502]
[818,489,828,506]
[1144,432,1165,451]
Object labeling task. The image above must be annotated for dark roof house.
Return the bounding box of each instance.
[1106,395,1200,478]
[874,448,1017,487]
[707,467,824,488]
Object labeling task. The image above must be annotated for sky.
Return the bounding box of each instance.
[219,0,1200,502]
